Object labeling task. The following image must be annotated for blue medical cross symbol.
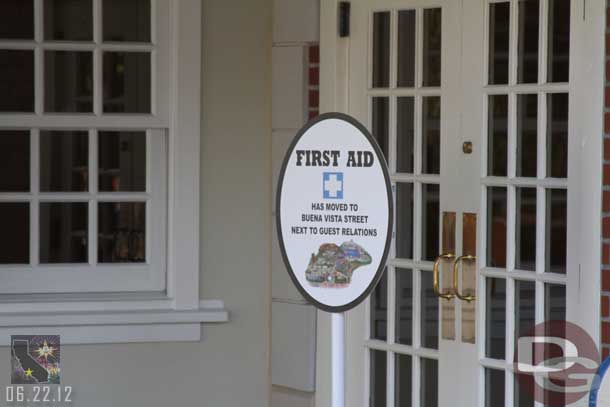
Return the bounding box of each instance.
[323,172,343,199]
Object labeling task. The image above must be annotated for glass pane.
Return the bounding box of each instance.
[422,8,442,87]
[517,94,538,177]
[98,202,146,262]
[516,187,536,271]
[0,50,34,112]
[547,0,570,83]
[370,350,386,407]
[515,373,535,407]
[372,97,389,161]
[39,203,88,263]
[98,131,146,192]
[44,0,93,41]
[489,2,510,85]
[487,187,507,268]
[397,10,416,88]
[485,369,505,407]
[517,0,540,84]
[421,184,439,261]
[486,277,506,359]
[372,12,390,88]
[103,52,151,113]
[488,95,508,176]
[547,93,568,178]
[45,51,93,112]
[0,131,30,192]
[397,97,415,173]
[545,283,566,321]
[515,280,536,341]
[421,184,440,261]
[0,203,29,264]
[421,271,439,349]
[395,354,412,407]
[546,189,567,274]
[420,358,438,407]
[395,268,413,345]
[396,183,414,259]
[103,0,151,42]
[0,0,34,39]
[40,131,88,192]
[370,270,387,341]
[422,97,441,174]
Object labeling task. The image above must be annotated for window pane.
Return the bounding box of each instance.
[372,97,389,161]
[40,131,88,192]
[486,277,506,359]
[395,354,412,407]
[0,0,34,39]
[0,131,30,192]
[422,97,441,174]
[103,52,151,113]
[396,183,414,259]
[545,284,566,321]
[370,270,387,341]
[487,187,507,268]
[0,203,29,264]
[421,184,439,261]
[543,284,566,406]
[485,369,505,407]
[516,187,536,271]
[488,95,508,176]
[395,268,413,345]
[397,97,415,173]
[488,2,510,85]
[370,350,386,407]
[103,0,151,42]
[421,271,439,349]
[515,280,535,341]
[372,12,390,88]
[422,8,442,87]
[517,94,538,177]
[547,93,568,178]
[547,0,570,83]
[371,269,388,341]
[44,0,93,41]
[515,373,535,407]
[0,50,34,112]
[98,202,146,262]
[546,189,567,274]
[98,131,146,192]
[517,0,539,84]
[44,51,93,113]
[397,10,416,88]
[420,358,438,407]
[39,203,88,263]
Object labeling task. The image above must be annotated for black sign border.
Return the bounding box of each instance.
[275,112,394,313]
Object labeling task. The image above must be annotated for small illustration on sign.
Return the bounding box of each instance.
[305,240,372,287]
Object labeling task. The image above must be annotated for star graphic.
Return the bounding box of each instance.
[24,368,33,377]
[35,340,56,361]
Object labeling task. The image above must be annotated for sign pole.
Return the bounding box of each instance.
[331,312,345,407]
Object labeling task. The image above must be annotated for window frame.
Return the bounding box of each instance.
[0,0,226,344]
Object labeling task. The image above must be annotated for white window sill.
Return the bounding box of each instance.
[0,297,228,345]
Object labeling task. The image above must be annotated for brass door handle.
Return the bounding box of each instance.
[453,255,477,302]
[433,253,455,300]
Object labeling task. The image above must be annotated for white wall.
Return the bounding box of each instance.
[0,2,273,406]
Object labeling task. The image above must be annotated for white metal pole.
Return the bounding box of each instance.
[331,312,345,407]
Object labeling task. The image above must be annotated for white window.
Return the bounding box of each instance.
[0,0,226,344]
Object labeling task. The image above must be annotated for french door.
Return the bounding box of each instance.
[323,0,604,406]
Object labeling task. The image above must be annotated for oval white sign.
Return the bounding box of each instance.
[276,113,393,312]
